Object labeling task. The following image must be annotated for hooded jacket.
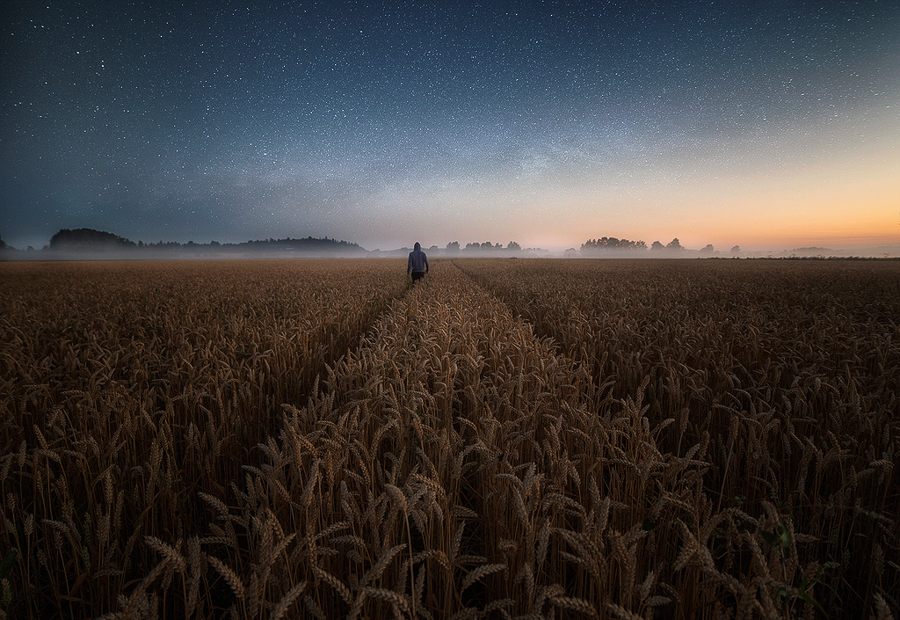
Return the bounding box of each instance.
[407,242,429,274]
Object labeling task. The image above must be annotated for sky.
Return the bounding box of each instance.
[2,0,899,252]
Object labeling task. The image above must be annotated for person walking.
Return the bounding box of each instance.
[407,242,429,283]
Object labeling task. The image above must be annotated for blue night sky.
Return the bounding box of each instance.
[2,1,899,252]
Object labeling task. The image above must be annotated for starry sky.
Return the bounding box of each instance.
[2,1,899,252]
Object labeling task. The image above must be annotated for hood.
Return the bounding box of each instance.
[414,242,421,250]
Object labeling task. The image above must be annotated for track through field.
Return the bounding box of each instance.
[1,258,897,619]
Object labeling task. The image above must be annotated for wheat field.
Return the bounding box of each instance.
[1,258,897,619]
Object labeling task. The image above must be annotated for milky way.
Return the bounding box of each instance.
[2,1,899,251]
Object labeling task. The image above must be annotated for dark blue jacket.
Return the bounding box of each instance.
[407,243,429,274]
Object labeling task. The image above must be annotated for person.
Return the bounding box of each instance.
[407,242,429,282]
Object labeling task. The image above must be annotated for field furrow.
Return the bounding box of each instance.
[187,260,611,618]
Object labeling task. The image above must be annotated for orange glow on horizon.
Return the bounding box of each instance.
[538,117,900,251]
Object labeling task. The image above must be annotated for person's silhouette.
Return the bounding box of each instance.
[407,242,429,283]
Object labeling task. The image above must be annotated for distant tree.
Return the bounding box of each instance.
[464,242,480,252]
[49,228,136,250]
[429,245,438,252]
[700,244,714,254]
[446,241,459,254]
[731,245,741,254]
[507,241,521,252]
[582,237,647,252]
[481,241,493,250]
[651,241,665,252]
[666,238,682,251]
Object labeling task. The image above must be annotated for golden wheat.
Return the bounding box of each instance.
[1,258,897,618]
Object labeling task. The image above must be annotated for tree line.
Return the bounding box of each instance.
[441,241,523,253]
[583,237,741,255]
[0,229,366,255]
[0,229,744,258]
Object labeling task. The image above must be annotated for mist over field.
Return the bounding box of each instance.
[2,226,899,260]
